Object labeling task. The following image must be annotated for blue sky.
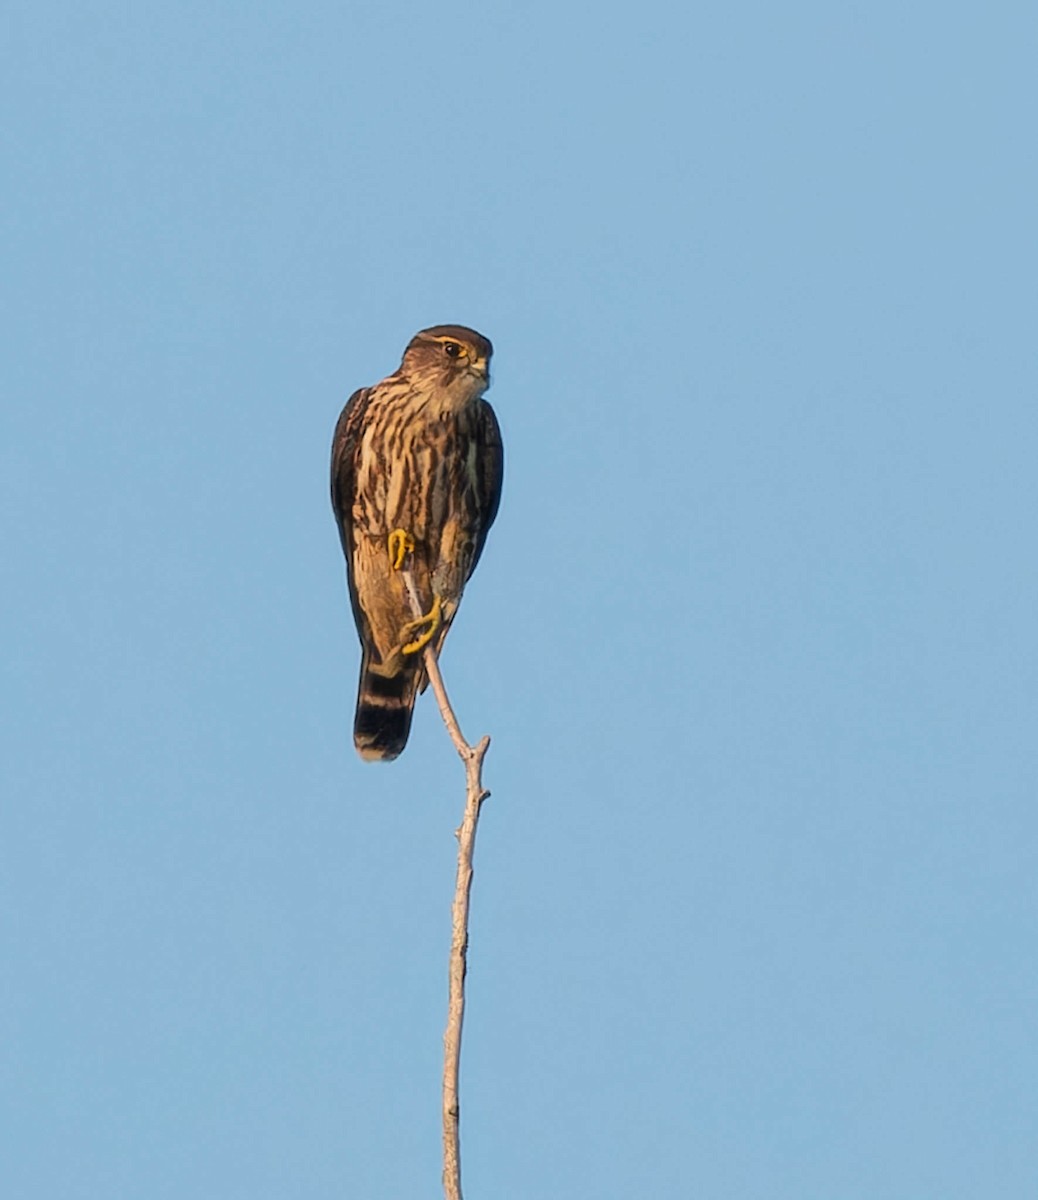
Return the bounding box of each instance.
[3,2,1037,1196]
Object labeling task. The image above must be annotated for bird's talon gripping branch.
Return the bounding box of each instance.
[400,596,443,655]
[387,528,415,570]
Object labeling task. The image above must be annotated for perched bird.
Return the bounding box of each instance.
[331,325,503,761]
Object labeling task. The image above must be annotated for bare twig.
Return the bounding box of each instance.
[401,570,491,1200]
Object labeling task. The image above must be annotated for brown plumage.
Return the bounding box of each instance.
[330,325,503,760]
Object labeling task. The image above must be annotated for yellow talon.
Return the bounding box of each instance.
[400,596,443,655]
[387,528,415,570]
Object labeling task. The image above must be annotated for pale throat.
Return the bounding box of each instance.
[413,369,486,416]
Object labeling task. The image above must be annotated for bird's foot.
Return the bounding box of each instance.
[398,596,443,656]
[387,528,415,571]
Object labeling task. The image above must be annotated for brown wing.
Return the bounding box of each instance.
[467,398,504,579]
[330,387,372,644]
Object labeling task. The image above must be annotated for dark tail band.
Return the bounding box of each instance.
[354,661,421,761]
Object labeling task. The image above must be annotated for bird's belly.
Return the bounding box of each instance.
[357,422,460,536]
[354,423,475,602]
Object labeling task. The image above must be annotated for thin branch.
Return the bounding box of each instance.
[401,570,491,1200]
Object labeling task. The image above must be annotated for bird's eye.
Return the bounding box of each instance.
[443,341,462,359]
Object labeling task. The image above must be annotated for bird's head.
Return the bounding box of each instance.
[400,325,493,398]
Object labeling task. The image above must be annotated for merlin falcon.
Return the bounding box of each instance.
[330,325,503,761]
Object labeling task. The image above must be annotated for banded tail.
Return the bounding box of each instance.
[353,653,422,761]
